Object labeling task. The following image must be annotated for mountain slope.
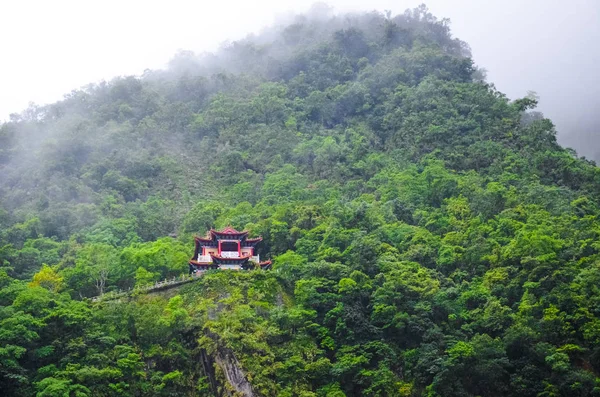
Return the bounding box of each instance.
[1,5,600,396]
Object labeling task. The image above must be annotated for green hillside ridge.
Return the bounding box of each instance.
[2,4,600,396]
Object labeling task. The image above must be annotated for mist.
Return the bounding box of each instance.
[1,0,599,159]
[442,0,600,161]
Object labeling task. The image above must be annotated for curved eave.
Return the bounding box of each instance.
[259,260,272,268]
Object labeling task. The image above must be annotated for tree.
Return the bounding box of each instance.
[29,265,63,292]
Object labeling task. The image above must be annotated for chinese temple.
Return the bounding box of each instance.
[189,226,272,273]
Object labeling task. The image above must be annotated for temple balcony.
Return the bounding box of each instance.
[220,251,240,258]
[197,255,212,262]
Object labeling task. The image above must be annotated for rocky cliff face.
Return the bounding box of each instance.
[215,349,255,397]
[200,341,255,397]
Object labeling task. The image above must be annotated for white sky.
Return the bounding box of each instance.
[1,0,599,155]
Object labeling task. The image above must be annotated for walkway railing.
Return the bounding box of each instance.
[90,272,205,303]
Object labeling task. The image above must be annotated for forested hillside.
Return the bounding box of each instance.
[2,5,600,396]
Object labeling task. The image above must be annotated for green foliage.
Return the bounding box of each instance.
[1,5,600,396]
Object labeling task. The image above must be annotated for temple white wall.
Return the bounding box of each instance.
[220,264,242,270]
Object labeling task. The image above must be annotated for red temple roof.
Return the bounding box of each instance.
[189,257,272,268]
[210,253,252,261]
[219,226,242,234]
[194,227,263,245]
[210,226,249,238]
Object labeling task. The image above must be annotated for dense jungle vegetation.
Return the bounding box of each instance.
[2,4,600,396]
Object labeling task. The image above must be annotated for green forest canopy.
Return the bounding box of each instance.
[1,4,600,396]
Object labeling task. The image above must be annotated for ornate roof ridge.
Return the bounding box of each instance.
[210,226,248,236]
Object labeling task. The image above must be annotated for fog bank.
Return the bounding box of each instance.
[1,0,598,159]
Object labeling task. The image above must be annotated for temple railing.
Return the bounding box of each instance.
[251,255,260,263]
[197,255,212,262]
[220,251,240,258]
